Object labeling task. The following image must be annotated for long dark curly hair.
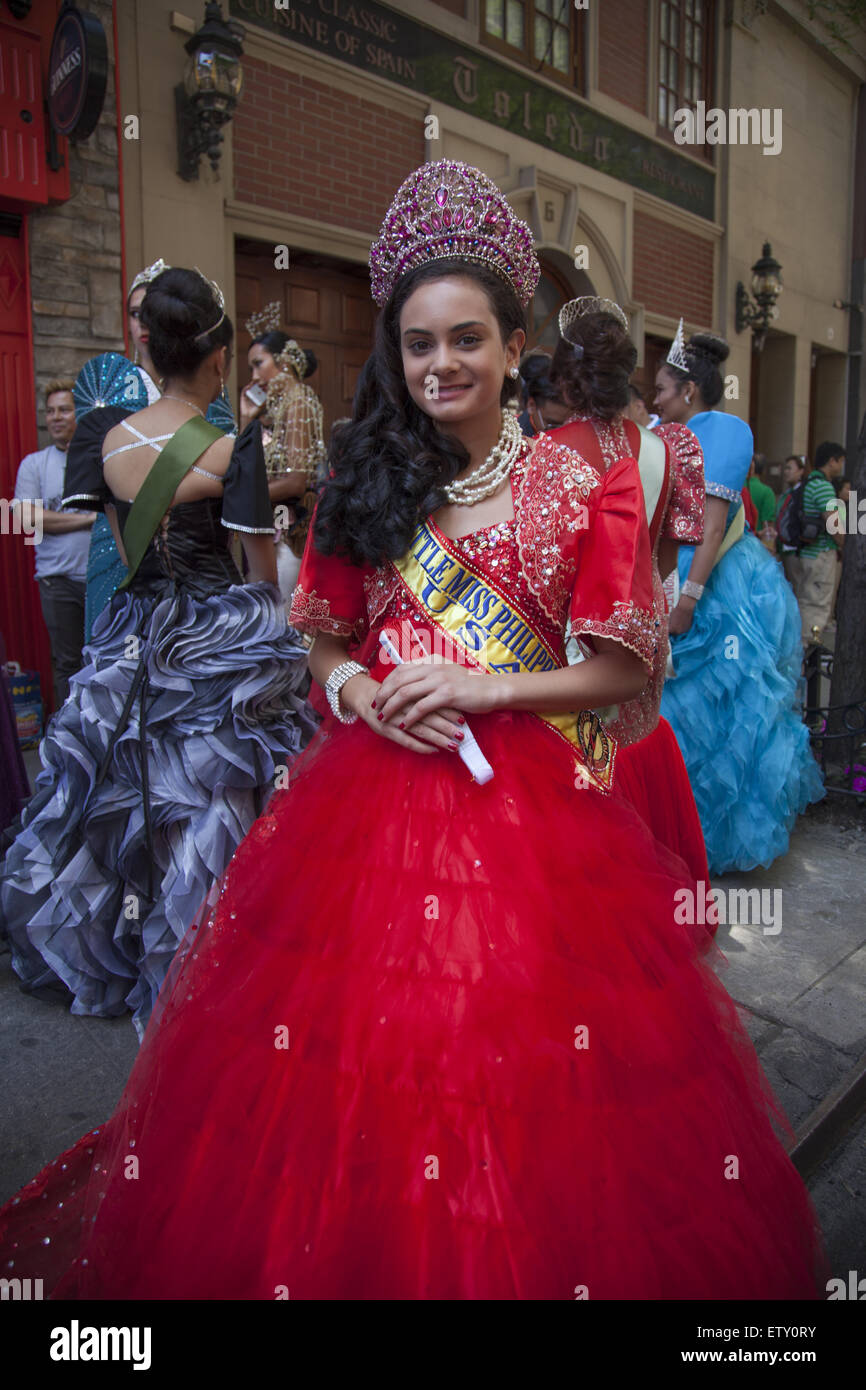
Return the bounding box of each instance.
[313,259,525,568]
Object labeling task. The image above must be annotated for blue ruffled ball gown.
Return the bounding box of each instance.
[660,412,823,873]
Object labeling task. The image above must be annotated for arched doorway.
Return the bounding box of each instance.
[529,259,594,350]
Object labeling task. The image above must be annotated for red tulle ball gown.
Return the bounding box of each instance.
[552,414,710,891]
[0,435,823,1299]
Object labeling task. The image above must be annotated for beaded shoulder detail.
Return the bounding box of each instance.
[513,433,602,627]
[289,585,365,641]
[364,566,401,631]
[654,421,705,544]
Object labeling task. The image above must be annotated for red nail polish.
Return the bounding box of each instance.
[455,731,464,741]
[457,716,466,725]
[377,713,384,721]
[447,741,457,751]
[399,722,406,730]
[371,700,377,709]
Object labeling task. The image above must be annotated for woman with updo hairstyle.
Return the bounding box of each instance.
[0,167,824,1302]
[655,322,823,873]
[548,297,710,892]
[74,259,237,640]
[240,310,326,602]
[1,265,317,1041]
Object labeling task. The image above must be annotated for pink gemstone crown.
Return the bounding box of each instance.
[369,160,540,308]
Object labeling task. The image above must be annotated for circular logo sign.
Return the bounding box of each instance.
[48,5,108,141]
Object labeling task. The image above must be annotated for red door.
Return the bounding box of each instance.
[0,211,52,711]
[0,22,47,206]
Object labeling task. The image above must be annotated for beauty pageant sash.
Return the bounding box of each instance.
[390,518,616,793]
[635,423,670,550]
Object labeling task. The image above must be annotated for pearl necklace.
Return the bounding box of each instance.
[443,408,524,506]
[163,394,205,417]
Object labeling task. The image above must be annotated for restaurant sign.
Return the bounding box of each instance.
[48,2,109,141]
[230,0,714,221]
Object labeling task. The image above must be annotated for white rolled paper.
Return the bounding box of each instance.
[378,630,494,784]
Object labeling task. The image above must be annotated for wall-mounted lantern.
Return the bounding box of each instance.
[175,1,245,182]
[735,242,783,352]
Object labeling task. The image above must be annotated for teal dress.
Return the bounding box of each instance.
[659,411,824,873]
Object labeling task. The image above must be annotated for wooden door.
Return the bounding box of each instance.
[235,244,376,435]
[633,334,670,412]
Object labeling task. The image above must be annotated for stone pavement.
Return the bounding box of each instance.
[1,796,864,1283]
[712,800,866,1278]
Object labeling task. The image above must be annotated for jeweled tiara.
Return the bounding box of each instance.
[245,302,282,338]
[128,258,171,297]
[369,160,540,308]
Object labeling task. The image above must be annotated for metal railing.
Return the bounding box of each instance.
[802,645,866,799]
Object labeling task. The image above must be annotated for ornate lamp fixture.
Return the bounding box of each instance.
[735,242,783,351]
[175,2,245,181]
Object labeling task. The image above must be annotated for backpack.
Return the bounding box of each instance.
[777,476,824,551]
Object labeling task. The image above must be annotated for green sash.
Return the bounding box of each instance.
[117,417,224,589]
[391,518,616,794]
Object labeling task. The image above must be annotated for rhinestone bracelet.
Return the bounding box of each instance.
[324,660,368,724]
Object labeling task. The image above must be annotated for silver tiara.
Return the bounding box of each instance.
[559,295,629,341]
[128,258,170,296]
[666,318,690,373]
[194,266,225,310]
[192,267,226,338]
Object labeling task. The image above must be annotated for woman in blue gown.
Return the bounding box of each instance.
[655,329,824,873]
[79,260,236,640]
[0,267,317,1039]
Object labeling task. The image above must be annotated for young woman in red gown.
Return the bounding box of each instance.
[547,302,710,891]
[0,161,823,1299]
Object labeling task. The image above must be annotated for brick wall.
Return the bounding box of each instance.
[632,210,714,325]
[597,0,649,115]
[28,0,123,444]
[233,57,425,233]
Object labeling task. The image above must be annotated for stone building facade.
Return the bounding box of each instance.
[28,0,124,447]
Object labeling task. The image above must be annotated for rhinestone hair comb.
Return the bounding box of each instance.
[558,296,629,340]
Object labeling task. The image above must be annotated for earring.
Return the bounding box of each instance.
[133,346,140,366]
[509,366,519,379]
[685,392,692,404]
